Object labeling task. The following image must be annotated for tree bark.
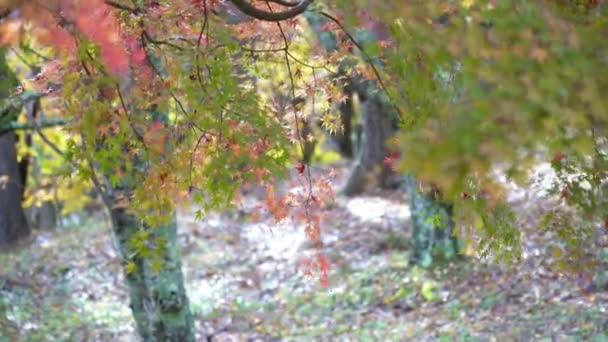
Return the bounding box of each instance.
[0,131,30,247]
[30,200,58,230]
[110,207,153,340]
[110,207,194,341]
[324,94,355,159]
[26,155,59,230]
[339,96,394,196]
[147,214,194,341]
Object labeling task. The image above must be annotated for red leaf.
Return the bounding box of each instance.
[553,151,565,163]
[383,151,400,171]
[296,161,305,175]
[152,119,162,130]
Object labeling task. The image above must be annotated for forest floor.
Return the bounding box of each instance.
[1,162,608,341]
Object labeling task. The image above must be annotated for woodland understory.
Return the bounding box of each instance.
[2,163,607,341]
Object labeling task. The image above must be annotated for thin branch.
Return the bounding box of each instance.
[318,11,386,92]
[81,135,113,209]
[26,105,66,159]
[266,1,315,198]
[287,50,336,74]
[195,0,209,89]
[142,30,186,51]
[188,131,210,188]
[241,46,287,53]
[140,33,208,135]
[229,0,312,22]
[115,83,146,146]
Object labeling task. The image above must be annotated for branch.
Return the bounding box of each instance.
[228,0,312,22]
[104,0,139,13]
[0,118,70,134]
[1,91,48,117]
[257,0,300,7]
[25,105,66,159]
[142,31,185,51]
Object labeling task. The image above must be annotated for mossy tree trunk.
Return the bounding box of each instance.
[110,207,194,341]
[110,206,154,339]
[147,214,193,341]
[404,174,462,267]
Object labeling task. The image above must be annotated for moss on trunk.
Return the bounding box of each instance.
[404,174,462,267]
[110,208,194,341]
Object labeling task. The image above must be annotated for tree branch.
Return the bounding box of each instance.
[0,118,70,134]
[0,91,48,117]
[104,0,139,13]
[257,0,300,7]
[229,0,312,22]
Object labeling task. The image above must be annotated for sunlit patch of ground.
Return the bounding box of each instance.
[342,195,411,225]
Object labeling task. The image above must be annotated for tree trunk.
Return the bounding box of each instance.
[110,207,194,341]
[0,131,30,247]
[325,94,355,159]
[300,115,317,165]
[99,49,194,339]
[304,11,398,195]
[404,174,462,267]
[339,96,395,196]
[147,214,194,341]
[110,207,154,340]
[30,200,58,230]
[0,47,29,247]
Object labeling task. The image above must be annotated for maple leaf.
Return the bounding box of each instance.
[98,124,111,137]
[316,253,330,288]
[294,68,303,79]
[383,151,400,171]
[295,161,305,175]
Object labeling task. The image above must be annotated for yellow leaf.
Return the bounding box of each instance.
[461,0,474,9]
[551,246,562,259]
[125,261,137,274]
[405,324,415,338]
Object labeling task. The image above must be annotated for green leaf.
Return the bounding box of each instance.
[421,281,437,301]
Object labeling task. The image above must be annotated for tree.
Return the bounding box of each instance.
[0,0,299,339]
[303,8,462,264]
[336,0,607,266]
[303,10,399,196]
